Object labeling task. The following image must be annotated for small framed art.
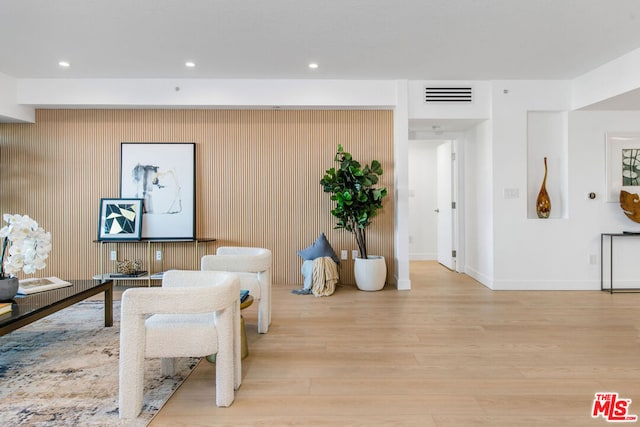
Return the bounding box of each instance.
[98,198,144,240]
[605,133,640,202]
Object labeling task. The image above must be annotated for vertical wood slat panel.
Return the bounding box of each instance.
[0,109,394,286]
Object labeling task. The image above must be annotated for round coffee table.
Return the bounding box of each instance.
[239,295,253,359]
[206,295,253,363]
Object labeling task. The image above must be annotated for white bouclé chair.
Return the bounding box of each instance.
[118,270,241,420]
[201,247,272,334]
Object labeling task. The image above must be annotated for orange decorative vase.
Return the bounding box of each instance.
[536,157,551,219]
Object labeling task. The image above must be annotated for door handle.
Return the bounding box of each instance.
[434,209,439,213]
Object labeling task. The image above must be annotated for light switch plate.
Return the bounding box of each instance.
[503,188,520,199]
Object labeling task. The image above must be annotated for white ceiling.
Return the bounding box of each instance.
[2,0,640,81]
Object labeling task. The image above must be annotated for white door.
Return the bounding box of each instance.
[436,141,454,270]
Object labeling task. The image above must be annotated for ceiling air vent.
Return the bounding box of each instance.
[424,86,473,103]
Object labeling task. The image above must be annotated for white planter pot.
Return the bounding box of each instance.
[354,256,386,291]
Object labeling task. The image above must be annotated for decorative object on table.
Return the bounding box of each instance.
[0,300,197,427]
[605,133,640,202]
[120,142,196,239]
[294,232,340,295]
[619,190,640,223]
[115,259,144,275]
[97,198,143,240]
[17,276,72,295]
[536,157,551,219]
[0,214,52,300]
[320,144,388,291]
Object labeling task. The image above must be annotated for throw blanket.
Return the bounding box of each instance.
[311,256,339,297]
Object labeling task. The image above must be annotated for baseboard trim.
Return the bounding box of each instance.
[463,266,493,289]
[491,279,601,291]
[394,275,411,290]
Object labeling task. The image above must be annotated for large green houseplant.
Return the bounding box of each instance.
[320,145,387,258]
[320,145,388,290]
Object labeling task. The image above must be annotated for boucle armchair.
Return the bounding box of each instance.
[118,270,241,420]
[201,246,272,333]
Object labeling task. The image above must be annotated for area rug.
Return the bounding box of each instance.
[0,300,199,426]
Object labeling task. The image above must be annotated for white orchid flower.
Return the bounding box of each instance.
[0,214,52,278]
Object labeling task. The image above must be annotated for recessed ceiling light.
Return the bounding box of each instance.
[58,61,70,68]
[308,63,319,69]
[185,61,196,68]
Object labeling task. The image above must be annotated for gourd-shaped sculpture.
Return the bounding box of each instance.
[620,190,640,223]
[536,157,551,219]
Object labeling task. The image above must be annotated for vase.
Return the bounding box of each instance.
[536,157,551,219]
[0,277,19,301]
[354,256,386,291]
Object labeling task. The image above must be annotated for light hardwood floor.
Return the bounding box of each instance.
[146,261,640,426]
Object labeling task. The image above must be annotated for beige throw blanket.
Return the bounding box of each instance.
[310,256,339,297]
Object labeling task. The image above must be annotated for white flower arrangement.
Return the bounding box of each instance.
[0,214,52,279]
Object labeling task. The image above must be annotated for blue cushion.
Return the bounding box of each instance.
[298,233,340,264]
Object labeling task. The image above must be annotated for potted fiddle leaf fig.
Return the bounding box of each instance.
[320,145,388,291]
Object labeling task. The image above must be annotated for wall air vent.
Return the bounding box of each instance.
[424,86,473,103]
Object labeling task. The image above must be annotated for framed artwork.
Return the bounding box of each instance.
[606,133,640,202]
[98,198,143,240]
[120,143,196,239]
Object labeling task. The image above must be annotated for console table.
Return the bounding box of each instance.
[0,279,113,337]
[601,232,640,293]
[93,238,216,286]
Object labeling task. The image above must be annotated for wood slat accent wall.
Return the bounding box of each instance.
[0,109,394,286]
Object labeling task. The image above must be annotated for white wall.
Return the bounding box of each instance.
[0,72,34,123]
[463,120,494,287]
[572,47,640,110]
[16,78,398,109]
[490,80,640,290]
[394,80,411,290]
[569,110,640,289]
[491,81,579,290]
[408,140,440,260]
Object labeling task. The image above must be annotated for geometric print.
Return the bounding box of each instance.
[104,203,138,235]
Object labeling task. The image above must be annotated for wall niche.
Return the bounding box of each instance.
[526,111,569,219]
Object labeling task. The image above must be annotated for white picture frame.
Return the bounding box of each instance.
[120,143,196,239]
[605,133,640,202]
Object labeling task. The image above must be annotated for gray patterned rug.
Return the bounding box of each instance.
[0,300,198,426]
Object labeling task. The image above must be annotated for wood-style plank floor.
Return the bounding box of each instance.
[146,261,640,426]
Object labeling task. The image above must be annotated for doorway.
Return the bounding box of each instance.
[408,138,460,272]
